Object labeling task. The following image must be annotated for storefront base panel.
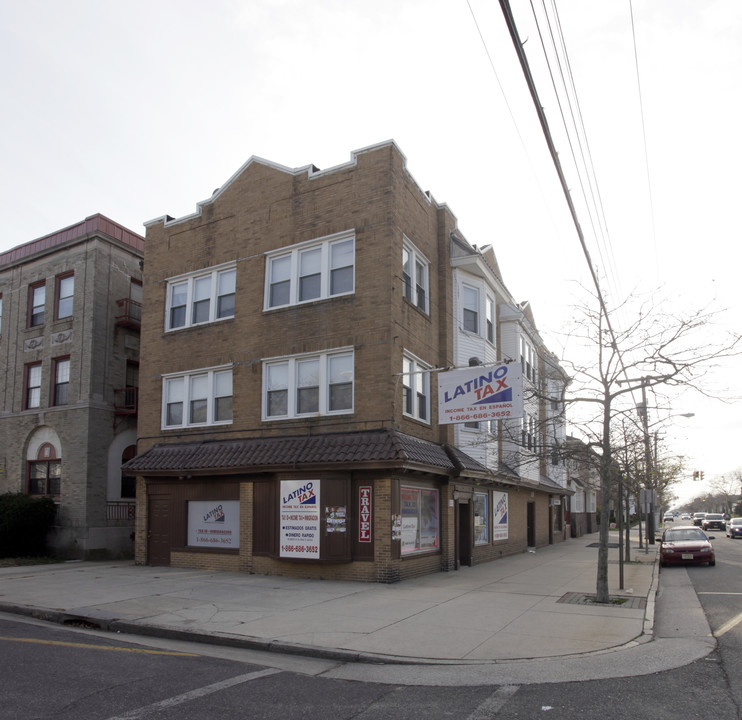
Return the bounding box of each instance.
[170,551,241,573]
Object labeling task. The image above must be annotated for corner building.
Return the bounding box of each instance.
[127,141,570,581]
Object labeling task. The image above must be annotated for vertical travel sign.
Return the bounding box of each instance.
[359,486,372,543]
[280,479,320,558]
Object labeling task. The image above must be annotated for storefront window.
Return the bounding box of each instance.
[474,492,488,544]
[400,486,439,555]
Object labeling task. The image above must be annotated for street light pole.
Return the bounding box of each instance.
[637,378,654,549]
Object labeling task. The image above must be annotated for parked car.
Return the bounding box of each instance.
[702,513,726,531]
[726,517,742,539]
[659,526,716,567]
[692,512,706,527]
[663,513,674,523]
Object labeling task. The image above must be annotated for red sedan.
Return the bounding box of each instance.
[659,526,716,567]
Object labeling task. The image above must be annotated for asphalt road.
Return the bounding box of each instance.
[1,534,741,719]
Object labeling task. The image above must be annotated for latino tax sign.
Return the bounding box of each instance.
[437,362,523,425]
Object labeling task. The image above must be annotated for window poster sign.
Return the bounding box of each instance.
[493,491,509,541]
[400,486,439,555]
[187,500,240,548]
[359,486,372,543]
[437,362,523,424]
[326,506,347,533]
[280,480,320,558]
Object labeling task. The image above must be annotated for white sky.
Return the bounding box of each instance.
[2,0,740,505]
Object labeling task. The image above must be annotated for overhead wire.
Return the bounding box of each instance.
[527,0,623,306]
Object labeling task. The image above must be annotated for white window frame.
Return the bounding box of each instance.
[402,352,431,424]
[520,336,537,384]
[262,349,354,420]
[264,231,355,310]
[165,264,236,331]
[401,237,429,314]
[486,295,495,344]
[162,366,233,429]
[462,284,479,334]
[474,492,489,545]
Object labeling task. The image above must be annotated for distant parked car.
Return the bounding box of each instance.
[692,512,706,527]
[659,526,716,567]
[726,518,742,539]
[702,513,726,532]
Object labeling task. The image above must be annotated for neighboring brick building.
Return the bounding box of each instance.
[125,141,570,582]
[564,435,600,536]
[0,215,144,558]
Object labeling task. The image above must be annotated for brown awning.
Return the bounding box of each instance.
[123,429,493,480]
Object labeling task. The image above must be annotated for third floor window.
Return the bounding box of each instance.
[265,232,355,309]
[402,239,429,313]
[29,282,45,327]
[165,265,236,331]
[55,273,74,320]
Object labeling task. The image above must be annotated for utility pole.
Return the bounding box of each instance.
[637,378,655,546]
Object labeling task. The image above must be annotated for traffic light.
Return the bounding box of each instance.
[700,471,705,481]
[693,470,699,480]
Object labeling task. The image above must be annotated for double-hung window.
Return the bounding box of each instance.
[486,295,495,344]
[462,285,479,334]
[25,363,42,409]
[56,273,74,320]
[402,353,430,423]
[265,231,355,309]
[474,492,489,544]
[52,357,70,406]
[401,238,429,313]
[29,282,45,327]
[165,265,236,331]
[263,349,354,419]
[162,366,233,428]
[520,336,537,384]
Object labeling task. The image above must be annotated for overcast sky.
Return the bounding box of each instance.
[2,0,739,505]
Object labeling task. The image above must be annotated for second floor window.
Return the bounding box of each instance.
[162,367,233,428]
[25,363,42,409]
[402,239,429,313]
[56,273,74,319]
[263,350,354,419]
[265,232,355,309]
[52,357,70,406]
[29,282,45,327]
[165,266,236,331]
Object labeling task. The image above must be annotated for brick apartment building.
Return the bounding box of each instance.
[125,141,570,582]
[0,215,144,558]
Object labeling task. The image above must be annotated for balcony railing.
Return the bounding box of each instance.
[115,298,142,329]
[114,386,138,415]
[106,501,135,523]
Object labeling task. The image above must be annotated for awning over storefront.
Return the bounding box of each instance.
[123,429,493,480]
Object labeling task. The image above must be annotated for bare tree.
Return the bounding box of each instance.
[707,471,742,514]
[562,287,741,603]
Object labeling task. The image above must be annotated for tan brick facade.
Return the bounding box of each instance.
[131,141,568,582]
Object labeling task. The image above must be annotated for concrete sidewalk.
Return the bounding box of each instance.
[0,531,716,685]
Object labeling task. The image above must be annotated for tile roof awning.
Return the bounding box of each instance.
[122,429,493,480]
